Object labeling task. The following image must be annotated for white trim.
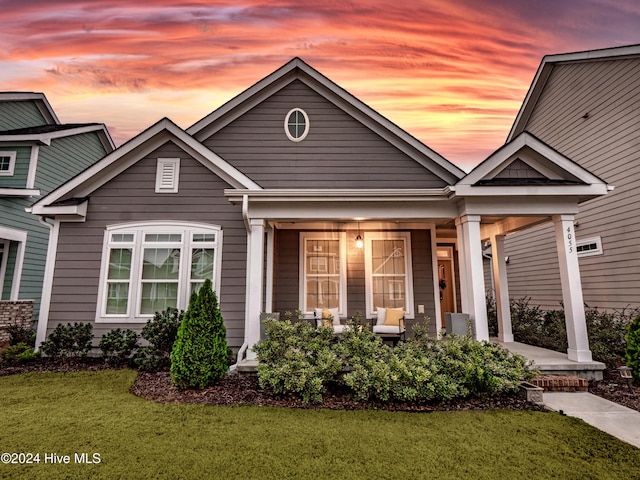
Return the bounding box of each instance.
[0,188,40,197]
[0,125,113,149]
[576,236,603,257]
[299,231,347,317]
[95,221,222,323]
[0,151,16,176]
[26,145,39,189]
[0,240,7,300]
[35,218,58,351]
[265,224,275,313]
[0,226,28,300]
[155,157,180,193]
[364,231,414,319]
[284,108,310,142]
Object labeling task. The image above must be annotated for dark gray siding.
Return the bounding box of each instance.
[47,141,248,347]
[505,58,640,310]
[273,228,437,335]
[204,80,448,189]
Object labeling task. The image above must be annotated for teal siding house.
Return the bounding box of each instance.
[0,92,113,324]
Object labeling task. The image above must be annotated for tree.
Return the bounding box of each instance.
[170,279,228,389]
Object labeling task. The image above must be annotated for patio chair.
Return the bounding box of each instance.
[371,307,406,345]
[314,308,347,334]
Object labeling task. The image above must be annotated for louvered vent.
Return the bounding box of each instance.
[155,158,180,193]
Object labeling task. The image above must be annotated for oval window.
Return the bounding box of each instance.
[284,108,309,142]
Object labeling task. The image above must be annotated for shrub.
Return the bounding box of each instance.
[587,307,634,368]
[625,314,640,386]
[39,322,93,359]
[99,328,139,365]
[0,342,40,365]
[133,307,183,372]
[7,322,36,347]
[253,318,341,403]
[170,279,229,390]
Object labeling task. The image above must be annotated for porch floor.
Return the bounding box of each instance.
[497,340,605,381]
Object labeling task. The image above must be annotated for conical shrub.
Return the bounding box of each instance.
[170,279,228,389]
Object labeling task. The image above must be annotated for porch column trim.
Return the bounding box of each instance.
[491,234,513,342]
[553,214,592,362]
[456,215,489,340]
[245,218,265,360]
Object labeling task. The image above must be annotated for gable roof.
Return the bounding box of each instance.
[0,92,60,125]
[187,57,465,184]
[508,44,640,140]
[456,132,609,201]
[32,118,262,217]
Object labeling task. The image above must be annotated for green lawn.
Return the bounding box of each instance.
[1,370,638,480]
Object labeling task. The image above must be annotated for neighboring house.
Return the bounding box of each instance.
[495,45,640,313]
[31,58,608,366]
[0,92,114,326]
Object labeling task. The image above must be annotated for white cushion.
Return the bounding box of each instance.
[314,307,340,327]
[332,325,347,334]
[373,325,406,334]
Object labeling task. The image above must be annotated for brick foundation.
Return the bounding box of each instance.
[532,374,589,392]
[0,300,34,342]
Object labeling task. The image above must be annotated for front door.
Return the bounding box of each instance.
[437,247,455,328]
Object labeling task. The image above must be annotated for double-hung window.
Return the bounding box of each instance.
[299,232,347,316]
[98,222,222,322]
[364,232,414,319]
[0,151,16,176]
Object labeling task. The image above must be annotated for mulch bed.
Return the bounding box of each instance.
[2,358,638,413]
[589,369,640,412]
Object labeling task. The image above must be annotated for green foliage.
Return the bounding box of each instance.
[7,322,36,347]
[625,314,640,386]
[0,342,40,365]
[253,318,341,403]
[170,279,229,390]
[504,297,637,368]
[133,307,183,372]
[99,328,139,365]
[39,322,93,359]
[254,316,534,404]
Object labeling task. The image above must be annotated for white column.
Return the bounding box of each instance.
[264,224,274,314]
[553,214,592,362]
[456,215,489,340]
[245,218,265,360]
[491,234,513,342]
[455,218,470,314]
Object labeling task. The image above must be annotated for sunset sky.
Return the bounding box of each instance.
[2,1,640,170]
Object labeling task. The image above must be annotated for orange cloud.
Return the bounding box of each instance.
[1,0,639,170]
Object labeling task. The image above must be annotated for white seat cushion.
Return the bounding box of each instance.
[373,325,406,334]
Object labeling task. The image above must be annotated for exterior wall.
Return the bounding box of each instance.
[46,141,248,348]
[272,228,437,335]
[0,131,110,320]
[0,300,33,342]
[505,57,640,310]
[0,146,32,189]
[204,80,448,189]
[0,101,47,130]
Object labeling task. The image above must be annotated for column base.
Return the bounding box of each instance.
[567,348,593,363]
[499,333,514,343]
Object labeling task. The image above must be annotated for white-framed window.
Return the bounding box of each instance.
[0,151,17,176]
[299,232,347,316]
[284,108,310,142]
[576,236,603,257]
[96,222,222,322]
[155,158,180,193]
[364,232,414,319]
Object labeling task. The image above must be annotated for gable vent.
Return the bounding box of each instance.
[155,158,180,193]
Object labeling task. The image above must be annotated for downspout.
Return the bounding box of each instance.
[230,194,251,372]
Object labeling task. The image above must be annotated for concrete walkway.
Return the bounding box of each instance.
[544,392,640,448]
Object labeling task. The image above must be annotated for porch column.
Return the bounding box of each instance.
[491,234,513,342]
[553,214,592,362]
[455,215,489,340]
[245,218,265,360]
